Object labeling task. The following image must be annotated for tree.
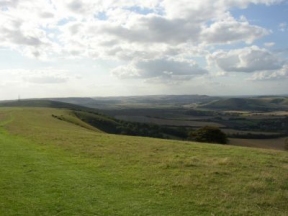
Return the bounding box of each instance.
[189,126,227,144]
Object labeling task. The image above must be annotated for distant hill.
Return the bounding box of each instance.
[200,96,288,111]
[3,95,216,109]
[1,95,287,111]
[0,99,94,111]
[50,95,221,109]
[257,96,288,106]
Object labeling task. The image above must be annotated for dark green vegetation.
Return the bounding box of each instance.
[0,107,288,215]
[190,126,228,144]
[73,110,188,139]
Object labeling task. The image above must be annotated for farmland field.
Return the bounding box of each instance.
[115,115,225,127]
[229,137,287,150]
[0,107,288,215]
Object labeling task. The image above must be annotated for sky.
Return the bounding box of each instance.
[0,0,287,100]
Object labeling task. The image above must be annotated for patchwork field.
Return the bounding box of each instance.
[0,108,288,215]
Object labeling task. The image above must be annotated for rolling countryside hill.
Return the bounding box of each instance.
[0,99,96,111]
[49,95,221,109]
[200,96,288,111]
[0,106,288,215]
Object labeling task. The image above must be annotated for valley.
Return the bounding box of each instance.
[1,95,288,150]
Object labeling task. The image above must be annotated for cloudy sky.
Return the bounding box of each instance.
[0,0,287,100]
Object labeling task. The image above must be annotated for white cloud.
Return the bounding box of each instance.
[264,42,275,47]
[248,65,288,81]
[0,69,69,84]
[100,15,201,44]
[201,14,269,44]
[161,0,283,20]
[279,22,287,32]
[112,58,208,83]
[0,0,278,62]
[0,6,59,58]
[210,46,284,73]
[24,75,68,84]
[23,69,69,84]
[0,0,286,92]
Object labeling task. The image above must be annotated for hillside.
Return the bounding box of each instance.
[50,95,220,109]
[0,99,189,139]
[0,107,288,215]
[200,97,288,111]
[0,99,96,111]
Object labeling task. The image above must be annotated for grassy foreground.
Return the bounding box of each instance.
[0,108,288,215]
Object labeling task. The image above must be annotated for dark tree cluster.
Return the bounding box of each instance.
[189,126,227,144]
[73,111,189,140]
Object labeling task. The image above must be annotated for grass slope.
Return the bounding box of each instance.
[0,108,288,215]
[0,99,96,111]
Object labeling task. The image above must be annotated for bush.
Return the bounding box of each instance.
[190,126,227,144]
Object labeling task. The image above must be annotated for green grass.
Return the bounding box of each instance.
[0,108,288,215]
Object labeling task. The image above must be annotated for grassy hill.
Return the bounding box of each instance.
[0,99,96,111]
[200,97,288,111]
[258,96,288,106]
[0,107,288,215]
[49,95,220,109]
[0,99,188,139]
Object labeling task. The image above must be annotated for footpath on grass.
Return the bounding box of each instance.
[0,110,132,215]
[0,130,165,216]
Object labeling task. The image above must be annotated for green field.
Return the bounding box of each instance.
[0,108,288,215]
